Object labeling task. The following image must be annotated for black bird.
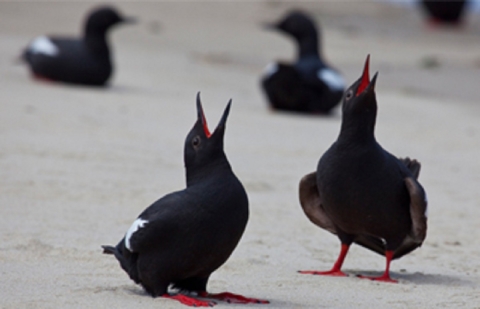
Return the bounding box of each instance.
[21,6,135,86]
[298,56,427,283]
[420,0,467,26]
[102,94,269,307]
[261,10,345,114]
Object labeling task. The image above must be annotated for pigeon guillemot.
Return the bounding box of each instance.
[21,6,135,86]
[261,10,345,114]
[102,94,269,306]
[420,0,467,26]
[298,56,428,283]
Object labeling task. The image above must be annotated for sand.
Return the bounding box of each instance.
[1,1,480,308]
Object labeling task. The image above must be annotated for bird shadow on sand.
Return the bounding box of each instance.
[349,270,475,287]
[107,284,289,307]
[123,285,150,297]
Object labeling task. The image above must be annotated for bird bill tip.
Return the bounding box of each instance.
[261,21,277,30]
[216,99,232,129]
[356,55,372,96]
[369,71,379,90]
[122,16,138,24]
[195,92,211,138]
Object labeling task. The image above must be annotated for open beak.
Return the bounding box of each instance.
[356,55,378,96]
[216,99,231,130]
[196,92,211,138]
[195,92,232,139]
[356,55,370,96]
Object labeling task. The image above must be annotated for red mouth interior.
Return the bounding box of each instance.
[356,55,370,96]
[201,112,211,138]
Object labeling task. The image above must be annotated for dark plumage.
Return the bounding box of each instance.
[102,94,268,307]
[261,10,345,114]
[22,6,135,86]
[420,0,467,25]
[298,56,428,282]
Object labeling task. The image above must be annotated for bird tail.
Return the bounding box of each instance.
[13,48,28,65]
[102,243,141,284]
[101,245,116,255]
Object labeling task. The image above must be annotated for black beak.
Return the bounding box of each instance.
[216,99,232,129]
[368,72,379,93]
[262,22,278,31]
[122,16,138,24]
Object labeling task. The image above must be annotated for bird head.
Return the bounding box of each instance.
[339,55,379,141]
[85,6,136,35]
[184,93,231,183]
[265,10,318,41]
[342,55,378,116]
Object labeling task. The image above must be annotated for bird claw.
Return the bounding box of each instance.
[298,269,348,277]
[357,274,398,283]
[162,294,216,307]
[199,291,269,304]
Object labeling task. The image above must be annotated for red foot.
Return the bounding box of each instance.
[199,291,269,304]
[356,250,398,283]
[357,273,398,283]
[299,244,350,277]
[298,269,347,277]
[162,294,216,307]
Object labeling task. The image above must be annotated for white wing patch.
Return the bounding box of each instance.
[317,68,345,91]
[264,62,279,77]
[29,36,59,57]
[125,218,149,251]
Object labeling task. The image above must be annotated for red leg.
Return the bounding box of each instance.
[357,250,398,283]
[199,291,269,304]
[299,243,350,277]
[162,294,216,307]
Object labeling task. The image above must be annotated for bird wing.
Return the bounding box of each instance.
[352,157,427,259]
[405,177,428,243]
[315,68,345,91]
[300,171,395,256]
[25,36,60,57]
[261,63,307,111]
[125,191,186,253]
[299,172,337,234]
[48,38,89,58]
[397,157,428,243]
[399,157,421,179]
[295,58,344,91]
[382,176,428,260]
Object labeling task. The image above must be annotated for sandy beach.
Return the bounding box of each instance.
[1,1,480,308]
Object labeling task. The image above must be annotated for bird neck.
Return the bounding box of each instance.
[338,114,377,145]
[297,35,320,59]
[84,34,110,56]
[186,154,232,187]
[84,23,111,53]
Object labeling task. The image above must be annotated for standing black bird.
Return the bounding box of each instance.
[261,10,345,114]
[102,94,269,307]
[21,6,135,86]
[298,56,427,282]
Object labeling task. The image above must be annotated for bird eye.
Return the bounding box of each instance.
[345,90,353,100]
[192,136,201,147]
